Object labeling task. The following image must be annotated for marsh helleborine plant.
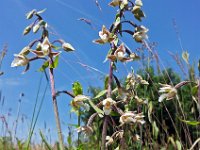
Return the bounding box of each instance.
[11,9,75,150]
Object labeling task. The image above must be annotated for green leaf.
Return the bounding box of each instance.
[88,100,104,117]
[114,16,121,27]
[39,130,52,150]
[179,118,200,126]
[50,55,59,69]
[110,111,120,117]
[93,90,107,99]
[38,61,49,72]
[152,121,159,140]
[148,101,153,123]
[175,140,182,150]
[198,59,200,72]
[192,86,198,95]
[182,51,189,64]
[68,123,79,128]
[72,82,83,96]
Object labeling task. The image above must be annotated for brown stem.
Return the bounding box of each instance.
[56,90,75,98]
[107,62,113,98]
[101,62,113,150]
[101,116,108,150]
[49,67,64,150]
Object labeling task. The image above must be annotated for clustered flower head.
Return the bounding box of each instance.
[158,83,177,102]
[119,111,145,125]
[133,25,148,43]
[94,25,116,44]
[71,95,90,111]
[103,98,116,115]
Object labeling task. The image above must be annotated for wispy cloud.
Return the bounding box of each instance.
[0,78,24,86]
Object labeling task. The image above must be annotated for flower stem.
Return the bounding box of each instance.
[101,116,108,150]
[49,67,64,150]
[101,62,113,150]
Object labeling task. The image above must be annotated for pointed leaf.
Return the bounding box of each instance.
[93,90,107,99]
[88,100,104,117]
[50,55,59,69]
[192,86,198,96]
[39,130,52,150]
[68,123,79,128]
[175,140,182,150]
[38,61,49,72]
[179,118,200,126]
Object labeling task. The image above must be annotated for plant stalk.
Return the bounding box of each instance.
[49,67,64,150]
[101,62,113,150]
[101,116,108,150]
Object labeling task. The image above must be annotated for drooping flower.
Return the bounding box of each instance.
[133,26,148,43]
[94,25,115,44]
[106,136,114,147]
[119,111,145,125]
[11,54,29,67]
[158,84,177,102]
[132,0,145,21]
[107,44,133,62]
[76,126,93,135]
[109,0,128,7]
[135,0,143,7]
[102,98,116,115]
[71,95,90,111]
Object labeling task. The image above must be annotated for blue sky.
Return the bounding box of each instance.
[0,0,200,142]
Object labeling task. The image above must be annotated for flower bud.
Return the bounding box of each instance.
[26,9,36,19]
[33,24,40,33]
[19,46,30,56]
[23,25,32,35]
[62,43,75,52]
